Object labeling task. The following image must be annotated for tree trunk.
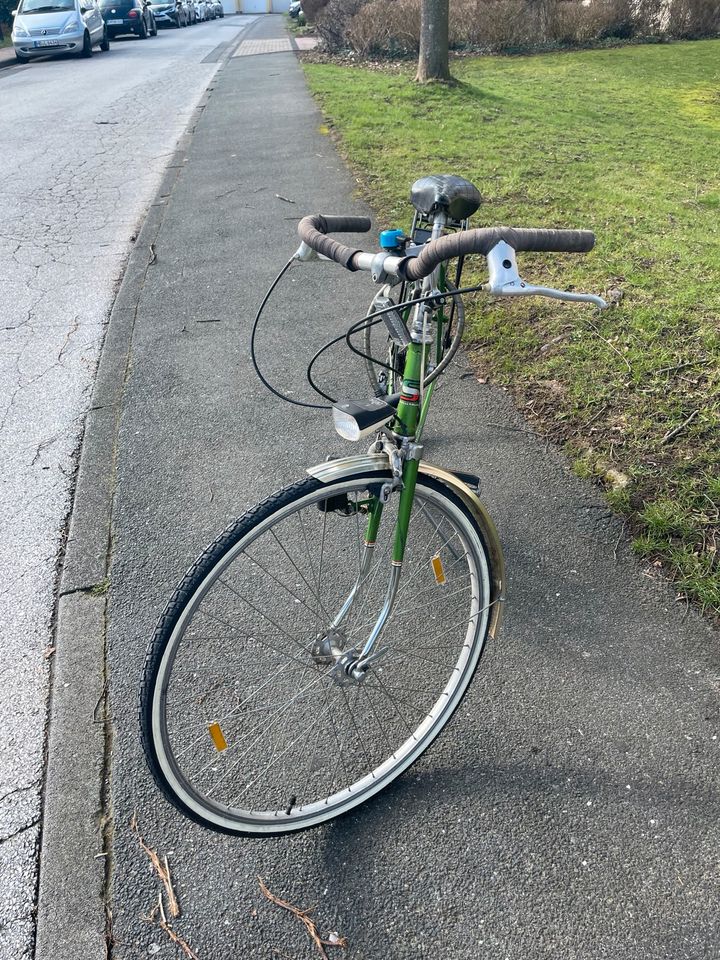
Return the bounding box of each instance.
[415,0,451,82]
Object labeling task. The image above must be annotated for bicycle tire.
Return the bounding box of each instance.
[141,470,495,835]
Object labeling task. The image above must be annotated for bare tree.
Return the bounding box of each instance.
[415,0,451,82]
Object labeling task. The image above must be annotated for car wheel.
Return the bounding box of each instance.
[139,17,148,37]
[81,29,93,56]
[100,26,110,50]
[150,16,157,34]
[15,51,30,63]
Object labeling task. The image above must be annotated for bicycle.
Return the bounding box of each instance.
[140,174,607,836]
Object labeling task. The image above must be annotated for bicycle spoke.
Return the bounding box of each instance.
[339,684,374,775]
[358,683,396,754]
[268,526,332,623]
[229,701,334,808]
[179,628,318,676]
[366,671,414,735]
[242,547,322,621]
[205,666,336,795]
[216,579,312,657]
[362,678,429,718]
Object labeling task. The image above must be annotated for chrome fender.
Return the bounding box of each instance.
[307,454,505,639]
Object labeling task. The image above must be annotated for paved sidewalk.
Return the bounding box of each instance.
[59,14,718,960]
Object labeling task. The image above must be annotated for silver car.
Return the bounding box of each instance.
[12,0,110,62]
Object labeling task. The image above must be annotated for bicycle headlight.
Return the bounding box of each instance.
[332,398,397,442]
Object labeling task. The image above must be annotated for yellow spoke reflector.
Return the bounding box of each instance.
[431,554,446,585]
[208,722,228,752]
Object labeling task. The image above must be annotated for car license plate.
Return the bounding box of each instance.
[107,18,123,23]
[34,38,60,46]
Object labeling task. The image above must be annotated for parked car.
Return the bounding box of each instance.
[100,0,156,38]
[186,0,196,23]
[193,0,207,19]
[209,0,222,17]
[12,0,109,62]
[288,0,302,17]
[147,0,186,26]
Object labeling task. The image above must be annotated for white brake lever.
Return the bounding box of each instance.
[485,240,608,310]
[292,242,333,263]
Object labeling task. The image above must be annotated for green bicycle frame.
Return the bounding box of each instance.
[364,263,450,567]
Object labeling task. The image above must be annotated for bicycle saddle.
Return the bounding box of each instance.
[410,175,481,221]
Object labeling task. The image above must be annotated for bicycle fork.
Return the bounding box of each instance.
[319,345,428,681]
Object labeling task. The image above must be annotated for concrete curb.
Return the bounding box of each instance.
[0,46,18,70]
[34,85,214,960]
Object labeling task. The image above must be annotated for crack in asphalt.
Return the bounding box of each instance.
[0,784,40,806]
[0,819,41,847]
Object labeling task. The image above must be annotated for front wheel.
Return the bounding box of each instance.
[100,27,110,50]
[141,471,497,835]
[81,29,93,56]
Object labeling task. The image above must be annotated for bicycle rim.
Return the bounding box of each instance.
[144,473,493,834]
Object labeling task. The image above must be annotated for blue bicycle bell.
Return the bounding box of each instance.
[379,229,406,252]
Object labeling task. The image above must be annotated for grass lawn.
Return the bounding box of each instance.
[303,41,720,615]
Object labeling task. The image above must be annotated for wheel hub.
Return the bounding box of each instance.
[311,629,366,685]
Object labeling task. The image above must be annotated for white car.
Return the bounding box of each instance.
[12,0,109,62]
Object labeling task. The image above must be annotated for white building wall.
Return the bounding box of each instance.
[236,0,291,10]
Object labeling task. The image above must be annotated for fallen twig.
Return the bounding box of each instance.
[584,317,632,372]
[258,877,347,960]
[660,409,700,445]
[141,886,197,958]
[148,244,157,266]
[158,922,199,960]
[214,186,242,200]
[93,678,108,722]
[157,890,167,925]
[130,813,180,918]
[613,520,627,563]
[651,359,710,376]
[144,913,200,960]
[275,193,296,203]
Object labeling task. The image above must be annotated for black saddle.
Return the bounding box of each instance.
[410,175,481,222]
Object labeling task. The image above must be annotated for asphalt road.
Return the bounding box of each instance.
[0,16,256,959]
[102,16,719,960]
